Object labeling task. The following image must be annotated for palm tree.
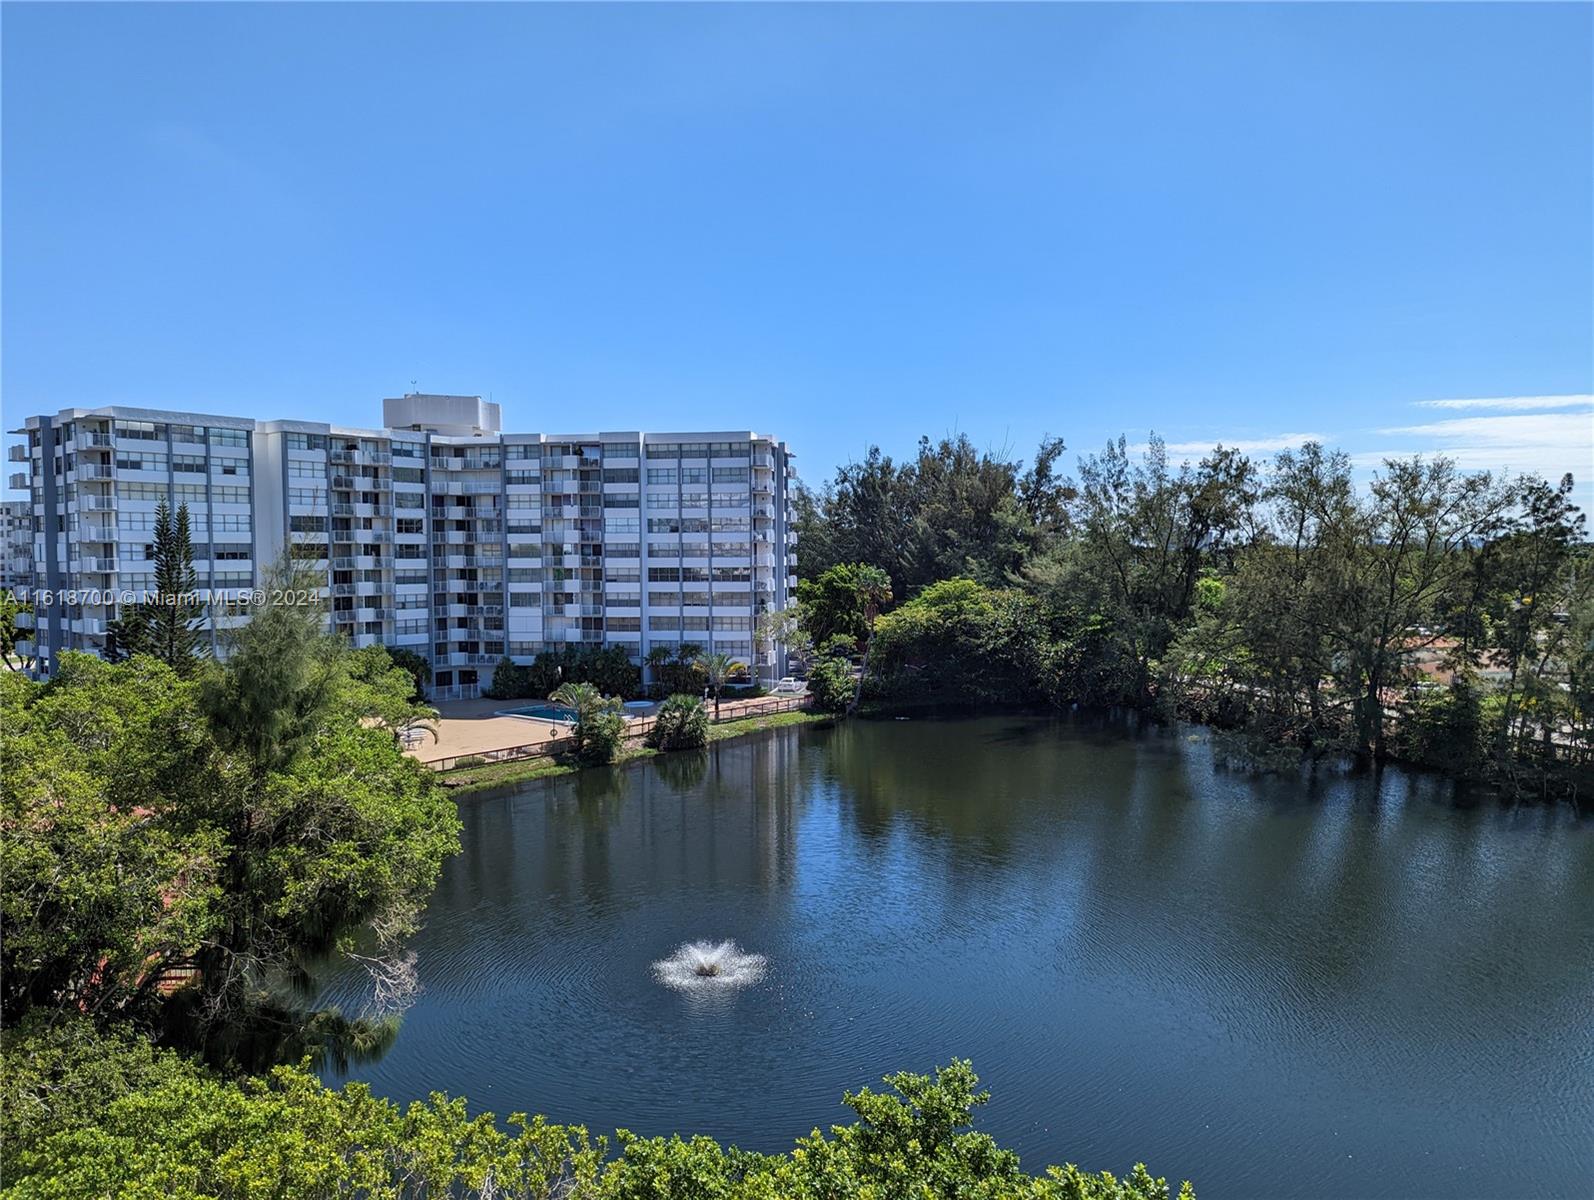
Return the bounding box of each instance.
[644,645,674,696]
[697,651,748,720]
[850,566,894,713]
[549,681,625,763]
[550,680,604,720]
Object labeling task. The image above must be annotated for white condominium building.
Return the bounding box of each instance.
[8,393,799,697]
[0,499,34,596]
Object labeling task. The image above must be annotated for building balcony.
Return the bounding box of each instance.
[9,473,30,490]
[81,494,117,512]
[8,445,28,462]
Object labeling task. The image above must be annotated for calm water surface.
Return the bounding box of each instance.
[319,715,1594,1199]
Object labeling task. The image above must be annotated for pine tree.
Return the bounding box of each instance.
[105,500,208,674]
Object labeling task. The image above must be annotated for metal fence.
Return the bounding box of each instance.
[424,694,814,773]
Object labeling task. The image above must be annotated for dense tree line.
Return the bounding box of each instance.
[795,435,1593,799]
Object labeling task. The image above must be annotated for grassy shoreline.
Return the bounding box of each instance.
[437,708,832,795]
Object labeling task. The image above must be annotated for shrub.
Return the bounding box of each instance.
[646,694,710,751]
[2,1022,1193,1200]
[806,656,854,713]
[487,649,642,701]
[550,682,627,765]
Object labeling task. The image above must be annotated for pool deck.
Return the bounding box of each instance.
[410,692,809,765]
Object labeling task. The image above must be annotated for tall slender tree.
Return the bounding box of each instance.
[105,501,208,675]
[698,651,748,720]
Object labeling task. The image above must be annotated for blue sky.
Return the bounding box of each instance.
[4,3,1590,502]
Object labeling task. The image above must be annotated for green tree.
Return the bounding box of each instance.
[347,644,440,747]
[382,645,433,701]
[2,1022,1193,1200]
[644,693,709,751]
[1477,473,1588,760]
[176,558,460,1067]
[805,655,855,714]
[105,500,208,675]
[1316,457,1506,762]
[755,604,812,673]
[697,651,747,720]
[644,642,704,697]
[1,657,224,1023]
[549,681,626,764]
[797,563,880,648]
[865,578,1057,708]
[0,589,34,670]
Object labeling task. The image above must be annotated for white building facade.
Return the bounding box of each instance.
[9,395,799,697]
[0,499,34,596]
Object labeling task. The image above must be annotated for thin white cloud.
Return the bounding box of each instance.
[1364,410,1594,479]
[1412,394,1592,412]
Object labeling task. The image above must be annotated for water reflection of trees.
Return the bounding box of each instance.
[816,714,1594,1053]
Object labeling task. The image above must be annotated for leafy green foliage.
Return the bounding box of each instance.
[0,589,33,668]
[796,435,1072,593]
[796,564,887,648]
[645,694,709,750]
[382,645,433,701]
[104,500,208,675]
[698,651,748,718]
[805,656,855,713]
[644,642,704,697]
[486,646,640,700]
[549,681,627,764]
[1,1023,1191,1200]
[3,560,461,1070]
[1,658,224,1023]
[865,578,1060,707]
[804,429,1592,799]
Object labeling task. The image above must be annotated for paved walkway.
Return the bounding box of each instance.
[410,690,808,765]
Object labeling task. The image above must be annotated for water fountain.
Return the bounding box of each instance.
[652,940,767,992]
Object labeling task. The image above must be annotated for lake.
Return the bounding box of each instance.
[318,714,1594,1199]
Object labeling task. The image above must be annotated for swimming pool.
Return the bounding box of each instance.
[496,703,578,723]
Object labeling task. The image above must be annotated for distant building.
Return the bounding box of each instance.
[0,498,32,596]
[8,394,799,696]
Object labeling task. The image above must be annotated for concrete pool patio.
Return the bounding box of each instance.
[410,691,812,765]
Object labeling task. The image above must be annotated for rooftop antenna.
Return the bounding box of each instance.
[410,378,418,395]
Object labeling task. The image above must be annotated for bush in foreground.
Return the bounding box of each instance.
[1,1021,1191,1200]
